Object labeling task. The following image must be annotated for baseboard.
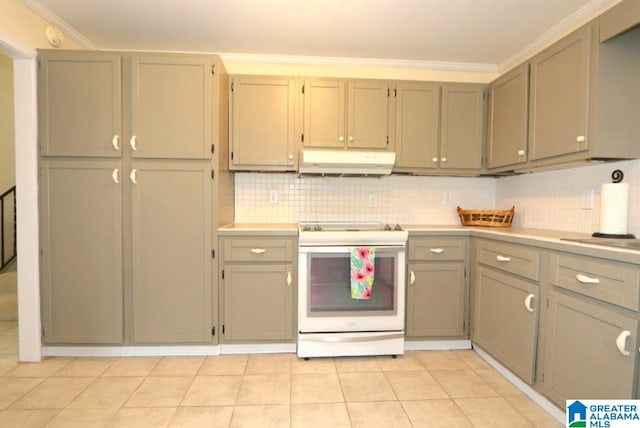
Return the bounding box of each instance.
[473,345,565,423]
[404,339,472,351]
[42,345,222,357]
[221,343,297,354]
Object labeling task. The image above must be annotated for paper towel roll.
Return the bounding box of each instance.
[599,182,629,235]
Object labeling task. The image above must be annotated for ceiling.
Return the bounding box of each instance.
[26,0,618,72]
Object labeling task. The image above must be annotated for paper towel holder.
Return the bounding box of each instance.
[592,169,635,239]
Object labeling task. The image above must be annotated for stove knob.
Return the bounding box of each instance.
[394,224,403,231]
[313,224,322,231]
[383,224,391,231]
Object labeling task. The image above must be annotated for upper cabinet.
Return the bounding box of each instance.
[130,55,213,159]
[599,0,640,42]
[394,82,485,174]
[302,78,392,151]
[38,52,122,158]
[528,26,590,162]
[486,64,529,169]
[229,75,297,171]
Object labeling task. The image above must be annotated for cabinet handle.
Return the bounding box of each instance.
[409,270,415,285]
[130,135,138,151]
[524,294,535,312]
[576,274,600,284]
[112,169,120,184]
[130,169,138,184]
[112,135,120,151]
[576,135,586,143]
[432,157,438,163]
[616,330,631,356]
[496,255,510,262]
[250,248,266,254]
[517,149,525,156]
[287,271,292,286]
[430,248,444,254]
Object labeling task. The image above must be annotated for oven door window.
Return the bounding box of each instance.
[307,252,397,314]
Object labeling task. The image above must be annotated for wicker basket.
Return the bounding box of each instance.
[457,206,515,227]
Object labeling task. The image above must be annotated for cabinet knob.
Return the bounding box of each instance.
[517,149,525,156]
[524,294,535,312]
[348,136,354,142]
[576,135,586,143]
[339,136,344,142]
[432,157,438,163]
[616,330,631,356]
[441,157,447,163]
[112,135,120,151]
[288,154,293,160]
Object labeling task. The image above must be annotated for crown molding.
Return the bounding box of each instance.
[21,0,97,49]
[219,53,499,73]
[498,0,622,73]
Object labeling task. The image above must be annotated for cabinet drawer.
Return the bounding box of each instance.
[475,240,540,280]
[223,238,294,262]
[549,253,640,311]
[409,237,466,261]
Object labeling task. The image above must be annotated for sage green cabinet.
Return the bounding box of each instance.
[302,78,391,150]
[229,75,297,170]
[131,161,212,344]
[487,63,529,170]
[40,159,123,344]
[406,237,467,338]
[220,237,296,342]
[472,240,540,384]
[394,83,485,174]
[38,52,122,158]
[599,0,640,42]
[544,290,639,406]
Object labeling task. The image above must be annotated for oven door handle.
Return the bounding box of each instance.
[298,332,405,343]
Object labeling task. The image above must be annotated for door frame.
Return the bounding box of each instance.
[0,30,42,362]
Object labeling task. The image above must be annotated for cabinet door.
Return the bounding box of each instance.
[394,82,440,170]
[487,64,529,169]
[224,264,294,341]
[440,84,485,170]
[529,25,590,161]
[406,262,465,338]
[544,291,638,406]
[131,160,212,343]
[131,55,212,159]
[302,79,345,148]
[230,76,296,170]
[347,80,390,150]
[473,267,538,384]
[40,159,123,344]
[38,52,122,157]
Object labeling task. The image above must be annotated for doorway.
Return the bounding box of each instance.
[0,35,41,362]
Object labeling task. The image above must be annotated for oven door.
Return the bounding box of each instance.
[298,245,406,333]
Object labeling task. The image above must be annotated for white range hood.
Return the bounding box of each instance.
[298,150,396,176]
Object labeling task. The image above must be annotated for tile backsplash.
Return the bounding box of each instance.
[234,159,640,234]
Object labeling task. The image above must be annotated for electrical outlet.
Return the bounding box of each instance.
[269,190,278,204]
[368,194,378,208]
[581,189,593,210]
[442,192,451,206]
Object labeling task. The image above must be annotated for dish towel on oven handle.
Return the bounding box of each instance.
[350,247,375,299]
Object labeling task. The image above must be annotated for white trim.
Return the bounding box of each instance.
[499,0,622,72]
[43,345,222,357]
[404,340,472,351]
[19,0,97,49]
[220,343,297,354]
[473,345,565,424]
[219,53,499,74]
[0,33,42,363]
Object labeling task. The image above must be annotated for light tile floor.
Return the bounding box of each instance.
[0,321,562,427]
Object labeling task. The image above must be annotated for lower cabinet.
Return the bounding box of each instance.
[220,237,296,342]
[473,266,539,384]
[405,236,467,339]
[544,290,638,406]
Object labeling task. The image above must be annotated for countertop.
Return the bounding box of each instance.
[218,223,640,264]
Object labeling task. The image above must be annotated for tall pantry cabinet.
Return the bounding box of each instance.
[38,50,234,345]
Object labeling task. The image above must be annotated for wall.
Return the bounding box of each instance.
[235,173,496,224]
[0,53,15,193]
[496,159,640,235]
